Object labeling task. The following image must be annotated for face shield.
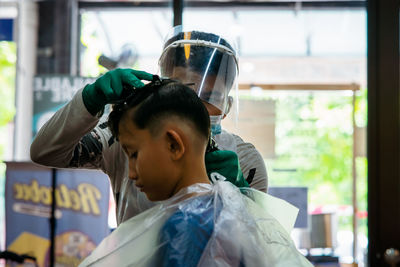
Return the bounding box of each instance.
[158,28,239,114]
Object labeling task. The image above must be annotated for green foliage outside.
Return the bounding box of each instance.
[240,89,368,235]
[80,13,107,77]
[0,41,16,129]
[0,40,16,168]
[0,40,17,249]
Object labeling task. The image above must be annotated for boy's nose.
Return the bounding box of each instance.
[129,159,138,180]
[128,163,138,180]
[129,169,138,180]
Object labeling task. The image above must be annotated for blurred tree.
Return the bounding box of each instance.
[0,42,16,126]
[0,41,16,158]
[241,89,367,233]
[0,40,16,251]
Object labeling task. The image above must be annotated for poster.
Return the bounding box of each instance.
[33,76,96,137]
[5,162,110,267]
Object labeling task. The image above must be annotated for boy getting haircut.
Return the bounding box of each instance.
[108,77,249,191]
[108,78,211,202]
[80,78,313,267]
[107,78,217,265]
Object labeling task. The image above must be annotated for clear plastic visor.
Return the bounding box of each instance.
[158,40,238,114]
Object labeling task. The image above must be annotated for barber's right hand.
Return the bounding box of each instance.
[82,68,154,116]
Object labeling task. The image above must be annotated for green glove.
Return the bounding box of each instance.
[205,150,249,188]
[82,68,154,116]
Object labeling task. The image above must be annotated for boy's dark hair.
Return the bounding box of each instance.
[160,31,237,91]
[108,79,210,143]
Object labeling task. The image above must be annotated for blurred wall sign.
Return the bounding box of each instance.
[268,187,308,228]
[0,19,13,41]
[33,75,96,137]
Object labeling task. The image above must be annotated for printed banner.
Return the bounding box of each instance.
[33,75,96,137]
[5,162,110,267]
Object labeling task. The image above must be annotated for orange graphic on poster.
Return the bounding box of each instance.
[7,232,50,267]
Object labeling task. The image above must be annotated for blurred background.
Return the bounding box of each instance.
[0,0,399,266]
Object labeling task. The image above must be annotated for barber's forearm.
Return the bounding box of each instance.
[30,89,99,167]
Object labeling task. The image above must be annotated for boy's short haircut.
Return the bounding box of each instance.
[108,79,210,143]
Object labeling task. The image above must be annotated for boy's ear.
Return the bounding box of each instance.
[165,129,185,160]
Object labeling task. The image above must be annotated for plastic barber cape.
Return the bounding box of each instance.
[79,181,312,267]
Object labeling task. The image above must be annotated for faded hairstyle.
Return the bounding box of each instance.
[108,79,211,143]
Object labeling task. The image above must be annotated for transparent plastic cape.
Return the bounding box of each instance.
[116,177,156,225]
[79,181,312,267]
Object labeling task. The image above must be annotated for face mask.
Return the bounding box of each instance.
[210,115,222,136]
